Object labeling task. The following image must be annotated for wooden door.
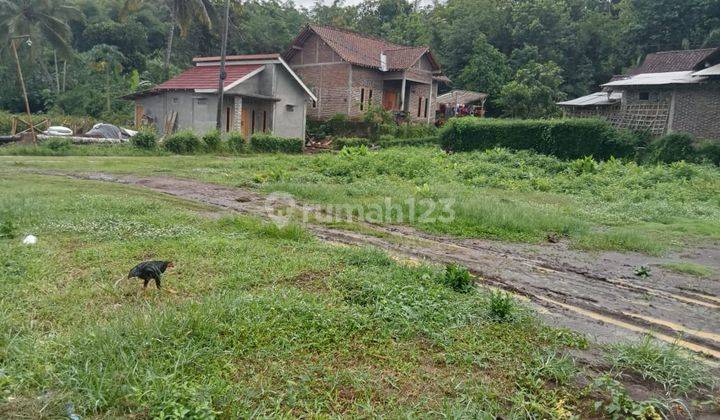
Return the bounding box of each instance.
[241,107,252,139]
[383,90,398,111]
[134,104,144,128]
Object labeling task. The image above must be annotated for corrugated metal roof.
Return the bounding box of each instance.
[557,91,622,106]
[155,64,263,90]
[602,71,705,87]
[692,63,720,76]
[437,90,487,105]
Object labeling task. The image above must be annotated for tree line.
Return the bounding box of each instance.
[1,0,718,122]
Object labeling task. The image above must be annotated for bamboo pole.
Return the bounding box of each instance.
[11,37,36,145]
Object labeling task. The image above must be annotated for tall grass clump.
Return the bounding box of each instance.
[130,131,157,150]
[226,131,247,153]
[163,131,203,154]
[202,130,223,153]
[249,133,303,153]
[440,263,473,293]
[607,335,716,395]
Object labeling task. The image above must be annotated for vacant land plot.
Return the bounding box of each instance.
[1,147,719,417]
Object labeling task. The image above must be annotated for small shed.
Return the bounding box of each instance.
[124,54,316,139]
[437,90,488,117]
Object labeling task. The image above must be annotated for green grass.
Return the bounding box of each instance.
[607,336,716,395]
[0,174,608,417]
[662,262,715,278]
[2,146,720,254]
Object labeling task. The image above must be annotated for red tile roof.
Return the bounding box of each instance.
[192,53,280,63]
[628,48,717,75]
[155,64,263,90]
[286,25,440,71]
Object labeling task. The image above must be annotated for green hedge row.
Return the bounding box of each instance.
[439,117,638,160]
[249,133,303,153]
[140,131,303,154]
[334,135,438,149]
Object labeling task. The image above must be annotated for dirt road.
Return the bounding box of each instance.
[51,171,720,361]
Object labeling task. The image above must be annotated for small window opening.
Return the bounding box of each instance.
[262,110,267,132]
[368,89,373,106]
[639,91,650,101]
[251,110,256,133]
[423,98,429,118]
[360,88,365,111]
[225,107,231,132]
[417,96,423,117]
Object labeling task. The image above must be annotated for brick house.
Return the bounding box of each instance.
[559,47,720,139]
[283,25,450,122]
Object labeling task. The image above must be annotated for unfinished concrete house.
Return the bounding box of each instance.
[283,24,450,122]
[559,47,720,139]
[125,54,316,138]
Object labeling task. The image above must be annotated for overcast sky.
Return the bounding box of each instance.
[293,0,435,9]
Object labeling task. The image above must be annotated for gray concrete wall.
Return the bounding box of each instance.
[269,64,308,139]
[137,91,218,135]
[137,62,308,139]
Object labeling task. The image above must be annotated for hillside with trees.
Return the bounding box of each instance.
[1,0,719,121]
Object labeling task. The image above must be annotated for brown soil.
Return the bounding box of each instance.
[46,171,720,363]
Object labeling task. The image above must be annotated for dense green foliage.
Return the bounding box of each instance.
[249,133,303,153]
[202,129,222,152]
[2,0,718,120]
[130,131,157,150]
[335,135,438,149]
[439,117,637,160]
[226,131,247,153]
[163,130,203,154]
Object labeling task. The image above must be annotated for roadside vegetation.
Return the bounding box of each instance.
[1,174,715,418]
[3,144,720,255]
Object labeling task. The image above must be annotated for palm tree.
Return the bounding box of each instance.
[0,0,82,93]
[124,0,216,79]
[0,0,79,58]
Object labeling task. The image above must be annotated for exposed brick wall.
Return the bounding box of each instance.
[671,83,720,140]
[407,82,433,122]
[349,67,384,117]
[293,62,351,120]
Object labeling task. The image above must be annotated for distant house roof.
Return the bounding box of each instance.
[557,91,622,106]
[123,54,316,101]
[627,48,718,75]
[155,64,263,90]
[437,90,488,105]
[284,24,442,73]
[602,71,706,87]
[692,62,720,76]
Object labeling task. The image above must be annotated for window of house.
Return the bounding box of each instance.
[312,99,317,108]
[251,110,256,133]
[639,91,650,101]
[225,107,231,132]
[368,89,373,106]
[360,88,365,111]
[262,110,267,132]
[423,98,429,118]
[417,97,423,117]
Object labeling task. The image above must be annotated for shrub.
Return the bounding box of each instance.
[202,130,223,152]
[130,131,157,150]
[647,133,695,163]
[43,137,72,152]
[439,117,638,160]
[440,263,473,293]
[226,132,247,153]
[395,122,438,139]
[249,133,303,153]
[487,290,516,322]
[325,113,353,137]
[163,131,202,154]
[378,136,439,148]
[696,140,720,165]
[0,217,16,239]
[334,137,372,149]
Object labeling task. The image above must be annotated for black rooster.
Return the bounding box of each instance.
[127,261,174,289]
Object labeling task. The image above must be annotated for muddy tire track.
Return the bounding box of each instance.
[46,171,720,360]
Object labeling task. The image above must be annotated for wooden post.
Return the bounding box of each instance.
[11,38,36,144]
[215,0,231,131]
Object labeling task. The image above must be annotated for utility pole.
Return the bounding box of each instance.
[10,35,36,144]
[215,0,231,131]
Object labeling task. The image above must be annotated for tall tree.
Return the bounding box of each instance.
[0,0,80,57]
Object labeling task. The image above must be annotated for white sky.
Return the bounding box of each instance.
[293,0,435,9]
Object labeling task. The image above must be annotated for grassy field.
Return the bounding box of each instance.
[3,145,720,254]
[2,142,719,417]
[1,174,715,418]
